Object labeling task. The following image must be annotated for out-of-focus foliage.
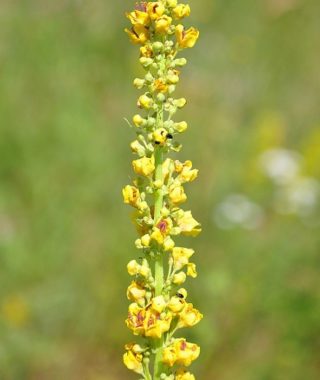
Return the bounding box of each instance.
[0,0,319,379]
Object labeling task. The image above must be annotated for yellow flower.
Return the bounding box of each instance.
[144,309,172,338]
[126,10,150,26]
[173,4,191,19]
[187,262,197,278]
[125,24,149,45]
[153,128,169,145]
[175,339,200,367]
[177,160,198,183]
[126,303,146,336]
[123,344,144,374]
[176,211,201,236]
[163,339,200,367]
[175,369,196,380]
[151,295,167,313]
[127,282,146,303]
[147,1,165,19]
[155,15,172,34]
[163,345,177,367]
[175,24,199,48]
[172,247,194,270]
[123,185,140,207]
[132,156,155,176]
[153,79,169,93]
[138,94,154,109]
[169,184,187,205]
[177,303,203,328]
[140,44,153,58]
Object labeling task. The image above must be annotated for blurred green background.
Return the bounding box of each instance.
[0,0,319,379]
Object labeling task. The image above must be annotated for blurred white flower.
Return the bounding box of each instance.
[213,194,264,230]
[274,177,320,217]
[259,148,302,185]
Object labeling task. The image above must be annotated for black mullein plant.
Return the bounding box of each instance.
[122,1,202,379]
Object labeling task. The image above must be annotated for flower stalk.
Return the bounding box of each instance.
[122,1,202,379]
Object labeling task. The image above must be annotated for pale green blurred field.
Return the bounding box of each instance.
[0,0,320,379]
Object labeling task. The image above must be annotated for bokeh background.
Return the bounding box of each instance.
[1,0,319,379]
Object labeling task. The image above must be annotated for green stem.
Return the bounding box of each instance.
[153,146,165,379]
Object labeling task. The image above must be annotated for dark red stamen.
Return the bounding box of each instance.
[157,219,168,234]
[180,341,187,350]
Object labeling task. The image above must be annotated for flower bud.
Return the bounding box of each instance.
[139,264,151,278]
[135,239,143,249]
[138,94,153,109]
[168,85,176,94]
[130,140,146,156]
[173,58,187,67]
[145,72,154,83]
[127,260,140,276]
[154,179,163,189]
[133,114,145,127]
[161,207,170,217]
[139,57,153,67]
[167,73,179,84]
[152,41,164,52]
[174,121,188,133]
[157,93,166,103]
[163,237,175,251]
[141,234,151,247]
[151,295,167,313]
[133,78,145,89]
[147,117,156,127]
[173,271,187,285]
[174,98,187,108]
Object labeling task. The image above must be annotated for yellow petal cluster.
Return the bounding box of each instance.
[125,24,149,45]
[177,303,203,328]
[123,343,144,375]
[176,211,201,236]
[126,303,172,339]
[132,156,155,176]
[173,4,191,19]
[122,185,140,207]
[163,339,200,367]
[176,25,200,48]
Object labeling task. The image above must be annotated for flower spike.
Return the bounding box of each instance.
[123,1,202,379]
